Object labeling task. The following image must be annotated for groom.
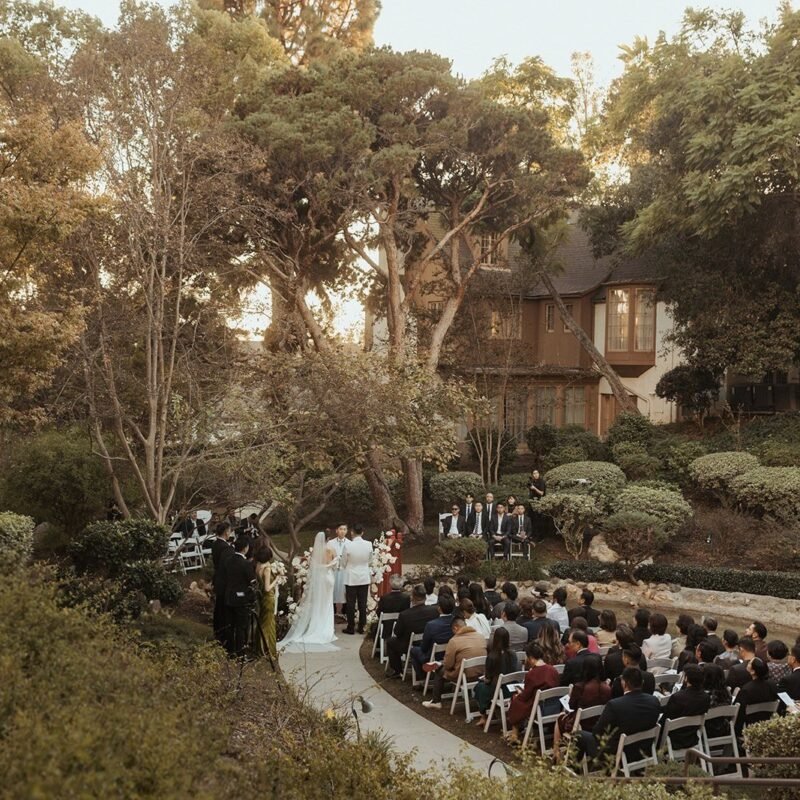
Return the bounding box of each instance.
[342,524,372,635]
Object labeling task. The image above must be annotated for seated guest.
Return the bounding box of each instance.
[642,613,672,661]
[422,616,486,710]
[766,640,791,683]
[703,617,725,657]
[596,610,618,648]
[491,601,528,652]
[548,586,570,632]
[569,617,599,654]
[460,598,492,638]
[423,576,438,606]
[734,658,778,736]
[568,589,600,628]
[678,624,707,672]
[611,648,655,697]
[468,582,492,617]
[605,625,645,683]
[538,622,566,666]
[442,503,466,539]
[554,654,611,754]
[671,613,696,658]
[465,500,489,540]
[487,501,510,558]
[561,630,596,686]
[386,584,439,677]
[505,642,560,744]
[726,637,757,690]
[483,576,501,611]
[579,667,661,768]
[714,629,741,669]
[745,620,769,661]
[410,595,456,680]
[778,644,800,701]
[492,581,518,620]
[703,664,734,738]
[521,597,559,641]
[661,665,710,750]
[631,608,651,646]
[376,574,411,640]
[518,595,536,634]
[507,503,533,559]
[473,627,518,726]
[696,640,719,666]
[457,586,470,603]
[437,584,455,601]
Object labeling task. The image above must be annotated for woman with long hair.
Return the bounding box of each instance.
[538,621,565,665]
[468,582,490,616]
[459,598,491,638]
[596,610,617,648]
[254,545,280,660]
[473,627,518,727]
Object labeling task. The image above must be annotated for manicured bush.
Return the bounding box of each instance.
[543,444,587,472]
[548,560,626,582]
[632,478,682,493]
[605,411,655,450]
[0,512,34,572]
[759,440,800,467]
[544,461,627,510]
[660,440,708,487]
[729,466,800,523]
[655,365,719,422]
[69,519,170,576]
[612,442,661,481]
[537,493,601,559]
[745,715,800,799]
[433,538,487,575]
[427,471,484,509]
[688,451,760,504]
[558,424,607,460]
[525,423,559,464]
[602,511,667,581]
[526,423,606,470]
[467,427,519,475]
[610,484,692,534]
[487,473,531,505]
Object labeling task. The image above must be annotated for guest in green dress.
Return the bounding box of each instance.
[254,546,279,660]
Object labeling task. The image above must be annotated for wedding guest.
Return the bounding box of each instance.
[703,617,725,657]
[631,608,651,646]
[484,492,496,521]
[538,621,566,666]
[210,522,234,648]
[442,503,466,538]
[523,598,559,641]
[678,624,707,672]
[463,493,475,520]
[483,576,501,611]
[726,637,757,690]
[779,645,800,700]
[696,640,719,666]
[569,617,599,654]
[642,613,672,661]
[424,576,438,606]
[766,640,791,683]
[473,627,517,726]
[254,545,279,660]
[734,658,778,735]
[596,610,618,648]
[561,630,594,686]
[714,629,741,669]
[703,664,734,738]
[507,503,533,558]
[610,648,655,697]
[746,621,769,661]
[505,642,560,744]
[528,469,546,501]
[547,586,569,631]
[466,500,489,539]
[492,581,518,620]
[410,595,456,680]
[468,582,491,617]
[386,585,438,677]
[568,589,600,628]
[671,613,696,658]
[460,598,491,639]
[661,666,710,750]
[225,536,256,656]
[492,602,528,652]
[376,574,411,640]
[605,625,645,682]
[488,501,510,558]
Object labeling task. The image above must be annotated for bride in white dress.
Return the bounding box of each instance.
[278,531,339,653]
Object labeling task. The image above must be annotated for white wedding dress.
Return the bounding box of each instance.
[278,532,339,653]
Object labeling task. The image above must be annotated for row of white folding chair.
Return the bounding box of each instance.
[449,656,486,722]
[401,633,425,685]
[423,642,450,697]
[522,685,572,752]
[483,671,527,734]
[647,657,679,672]
[513,651,565,675]
[371,612,399,663]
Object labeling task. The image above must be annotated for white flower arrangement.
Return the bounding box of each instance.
[285,546,313,624]
[271,559,288,587]
[366,532,399,624]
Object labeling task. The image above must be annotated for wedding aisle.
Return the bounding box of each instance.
[279,631,499,775]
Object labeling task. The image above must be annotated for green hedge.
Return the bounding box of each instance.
[688,451,759,496]
[610,484,692,534]
[428,471,484,509]
[0,512,35,573]
[548,560,800,600]
[544,461,626,510]
[728,466,800,523]
[745,715,800,799]
[461,558,545,583]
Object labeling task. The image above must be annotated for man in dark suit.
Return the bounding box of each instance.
[441,504,466,538]
[483,576,501,611]
[610,647,653,697]
[778,644,800,701]
[409,595,456,680]
[507,503,533,558]
[605,626,647,683]
[703,618,725,657]
[661,666,710,749]
[561,630,595,686]
[224,536,256,656]
[386,584,440,676]
[484,492,496,521]
[210,521,234,648]
[466,500,489,540]
[581,667,661,765]
[726,637,756,690]
[462,493,475,520]
[376,574,411,641]
[568,589,601,628]
[520,597,559,641]
[487,501,510,559]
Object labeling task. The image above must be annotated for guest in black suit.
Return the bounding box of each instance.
[442,504,466,538]
[466,500,489,540]
[484,492,497,522]
[210,521,234,648]
[561,630,595,686]
[726,637,757,690]
[568,589,601,628]
[631,608,651,646]
[507,503,533,558]
[580,667,661,766]
[735,657,778,735]
[703,617,725,657]
[487,502,511,559]
[409,595,456,679]
[611,647,654,697]
[224,536,256,656]
[778,644,800,701]
[483,576,501,611]
[462,493,475,520]
[386,584,439,676]
[376,574,411,640]
[661,666,710,749]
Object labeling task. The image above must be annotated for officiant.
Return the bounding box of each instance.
[327,524,349,621]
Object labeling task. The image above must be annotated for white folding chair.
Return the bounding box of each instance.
[597,646,610,657]
[564,703,605,766]
[742,700,779,729]
[438,513,449,542]
[483,671,526,734]
[555,663,565,675]
[179,540,205,573]
[449,656,486,722]
[660,715,704,762]
[423,642,448,697]
[522,685,572,752]
[647,657,675,673]
[700,705,742,778]
[613,724,661,777]
[654,673,682,693]
[402,633,424,684]
[371,612,399,663]
[508,539,531,560]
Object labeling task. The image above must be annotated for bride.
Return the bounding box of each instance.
[278,531,339,653]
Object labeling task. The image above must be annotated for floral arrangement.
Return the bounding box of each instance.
[366,531,399,624]
[271,558,288,587]
[283,546,313,624]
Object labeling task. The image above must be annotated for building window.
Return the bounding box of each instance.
[428,300,444,317]
[490,308,521,340]
[545,304,555,333]
[607,288,629,351]
[564,386,586,426]
[634,288,655,351]
[479,233,499,266]
[563,304,573,333]
[533,386,557,425]
[504,393,528,441]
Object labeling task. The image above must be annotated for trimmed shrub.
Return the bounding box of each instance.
[729,466,800,523]
[548,560,626,582]
[610,485,692,534]
[655,365,719,422]
[602,511,667,581]
[759,441,800,467]
[537,493,601,559]
[526,424,606,471]
[612,442,661,481]
[605,412,655,450]
[688,451,760,504]
[544,461,627,510]
[487,473,531,505]
[428,471,484,509]
[525,423,559,464]
[543,444,587,472]
[558,425,607,460]
[0,512,35,572]
[433,538,487,574]
[467,427,518,475]
[632,479,682,493]
[461,558,545,583]
[69,519,170,576]
[660,440,708,487]
[745,714,800,799]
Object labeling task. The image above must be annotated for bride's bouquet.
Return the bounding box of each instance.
[271,559,288,587]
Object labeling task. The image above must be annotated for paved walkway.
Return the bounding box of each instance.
[279,629,499,775]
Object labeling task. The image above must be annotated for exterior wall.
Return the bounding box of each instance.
[594,300,683,431]
[533,296,593,368]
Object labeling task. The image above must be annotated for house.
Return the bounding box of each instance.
[368,219,685,441]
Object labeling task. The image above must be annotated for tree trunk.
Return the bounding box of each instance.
[363,448,404,532]
[400,456,425,536]
[535,267,640,416]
